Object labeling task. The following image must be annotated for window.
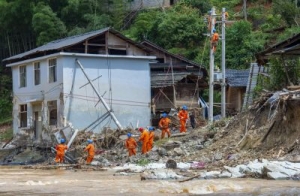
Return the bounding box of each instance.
[19,66,26,88]
[48,100,57,126]
[34,62,40,85]
[19,104,27,127]
[49,59,57,83]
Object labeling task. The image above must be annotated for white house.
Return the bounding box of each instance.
[4,28,155,140]
[126,0,177,10]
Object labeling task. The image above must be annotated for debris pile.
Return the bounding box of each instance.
[1,89,300,182]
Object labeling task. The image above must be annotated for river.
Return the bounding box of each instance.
[0,166,299,195]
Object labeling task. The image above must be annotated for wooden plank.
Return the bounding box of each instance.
[287,86,300,91]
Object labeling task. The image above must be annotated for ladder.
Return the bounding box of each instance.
[242,63,260,110]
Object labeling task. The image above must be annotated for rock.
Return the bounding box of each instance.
[219,171,232,178]
[202,171,221,179]
[267,172,289,180]
[140,169,182,180]
[158,147,167,156]
[166,159,177,169]
[227,154,239,160]
[214,152,223,161]
[203,140,212,147]
[163,141,181,150]
[174,148,185,156]
[195,145,204,150]
[224,166,245,178]
[262,163,298,177]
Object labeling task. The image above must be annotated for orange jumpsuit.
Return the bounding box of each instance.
[178,110,188,133]
[147,131,155,152]
[125,137,137,156]
[211,32,219,52]
[55,144,68,163]
[84,143,95,164]
[139,129,149,154]
[159,117,171,139]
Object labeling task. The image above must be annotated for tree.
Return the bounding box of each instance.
[32,3,67,45]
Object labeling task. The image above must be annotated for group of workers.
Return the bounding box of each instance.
[55,138,95,165]
[125,105,189,157]
[55,105,190,162]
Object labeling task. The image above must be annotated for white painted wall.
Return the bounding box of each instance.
[11,55,64,134]
[9,53,154,134]
[62,54,152,131]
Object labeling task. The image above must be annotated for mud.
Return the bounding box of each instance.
[0,166,300,195]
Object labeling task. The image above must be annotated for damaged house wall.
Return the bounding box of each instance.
[8,52,154,140]
[4,27,157,140]
[62,54,152,131]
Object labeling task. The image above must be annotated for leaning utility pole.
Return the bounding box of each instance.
[209,7,216,122]
[221,8,226,118]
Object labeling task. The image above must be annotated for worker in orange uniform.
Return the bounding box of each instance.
[138,127,149,154]
[224,12,229,20]
[159,113,171,139]
[55,139,68,163]
[178,105,189,133]
[84,139,95,164]
[147,127,155,152]
[125,133,137,157]
[211,28,219,53]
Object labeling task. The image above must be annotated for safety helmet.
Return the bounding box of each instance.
[87,139,93,144]
[60,139,66,144]
[127,133,132,137]
[148,127,154,131]
[162,112,167,118]
[138,127,144,132]
[182,105,188,110]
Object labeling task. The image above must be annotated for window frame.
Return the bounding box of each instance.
[19,104,27,127]
[19,65,27,88]
[48,58,57,83]
[34,62,41,85]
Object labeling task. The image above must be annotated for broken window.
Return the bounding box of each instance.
[108,48,127,55]
[34,62,40,85]
[19,65,26,88]
[19,104,27,127]
[48,100,57,126]
[49,59,57,83]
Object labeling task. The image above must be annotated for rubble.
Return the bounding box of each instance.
[0,89,300,182]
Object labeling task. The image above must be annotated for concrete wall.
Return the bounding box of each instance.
[11,55,64,135]
[9,53,153,135]
[62,54,152,132]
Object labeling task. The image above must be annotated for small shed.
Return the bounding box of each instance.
[226,69,249,114]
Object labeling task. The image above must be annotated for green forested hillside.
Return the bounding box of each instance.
[0,0,299,119]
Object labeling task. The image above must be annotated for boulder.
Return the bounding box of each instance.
[174,148,185,156]
[166,159,177,169]
[158,147,167,156]
[267,172,289,180]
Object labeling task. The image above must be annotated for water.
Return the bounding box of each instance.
[0,166,300,195]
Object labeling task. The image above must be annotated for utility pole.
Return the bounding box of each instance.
[170,58,176,108]
[209,7,216,122]
[221,8,226,118]
[243,0,247,21]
